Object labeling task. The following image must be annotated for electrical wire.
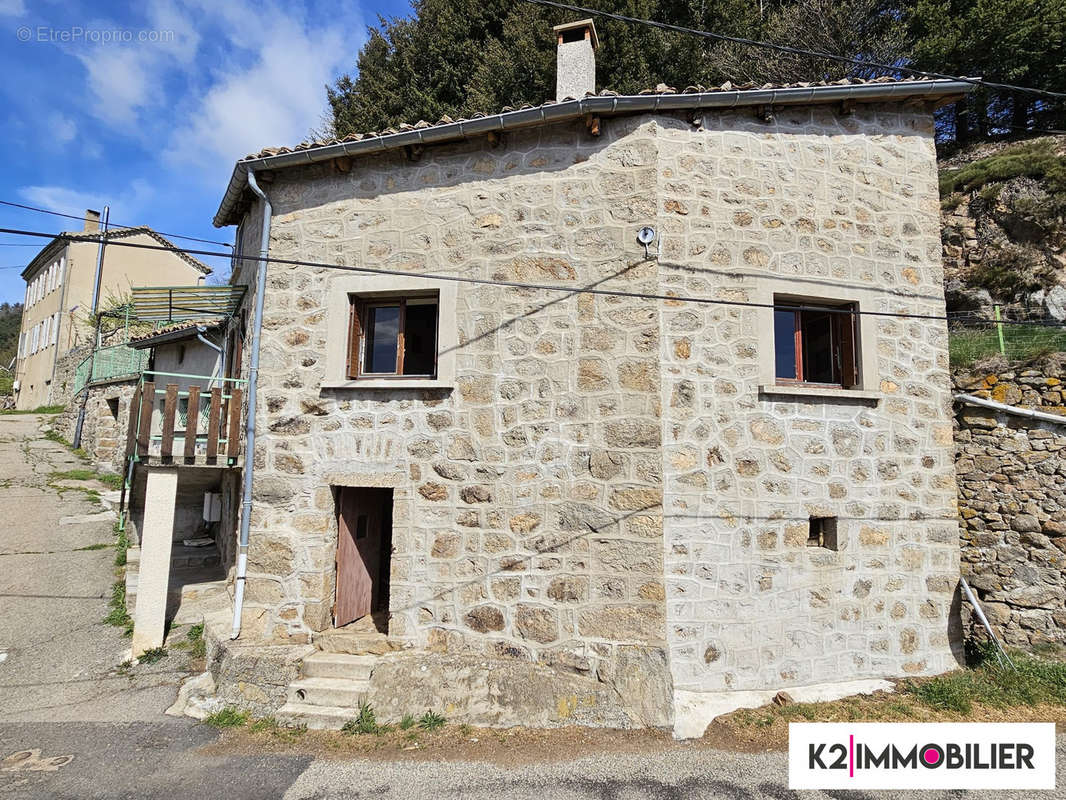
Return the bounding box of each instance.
[0,224,1061,330]
[520,0,1066,103]
[0,200,233,248]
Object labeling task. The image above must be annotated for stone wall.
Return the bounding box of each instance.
[243,114,671,717]
[656,106,961,701]
[57,378,137,475]
[954,360,1066,647]
[234,102,961,725]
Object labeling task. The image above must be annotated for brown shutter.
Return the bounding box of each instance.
[840,306,858,388]
[346,298,362,379]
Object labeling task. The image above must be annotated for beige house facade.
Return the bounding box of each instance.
[13,213,211,410]
[205,24,973,735]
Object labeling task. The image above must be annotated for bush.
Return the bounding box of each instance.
[940,140,1066,197]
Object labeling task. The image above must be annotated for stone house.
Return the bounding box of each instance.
[204,21,974,735]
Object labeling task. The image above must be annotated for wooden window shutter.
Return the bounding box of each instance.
[346,298,363,379]
[840,306,859,389]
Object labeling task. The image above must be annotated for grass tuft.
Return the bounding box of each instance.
[103,579,132,634]
[418,710,446,731]
[186,622,206,659]
[342,703,385,735]
[138,647,167,664]
[398,713,416,730]
[204,707,249,728]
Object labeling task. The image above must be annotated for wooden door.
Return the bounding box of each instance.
[334,488,390,628]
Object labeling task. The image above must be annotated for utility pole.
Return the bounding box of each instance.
[73,206,109,449]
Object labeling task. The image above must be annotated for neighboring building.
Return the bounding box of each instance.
[12,211,211,410]
[199,21,974,735]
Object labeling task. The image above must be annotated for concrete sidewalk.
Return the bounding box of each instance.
[0,414,184,723]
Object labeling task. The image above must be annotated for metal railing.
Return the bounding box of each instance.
[73,344,149,395]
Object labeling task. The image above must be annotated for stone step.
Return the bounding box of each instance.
[276,701,359,730]
[300,652,376,681]
[313,630,400,656]
[286,677,369,708]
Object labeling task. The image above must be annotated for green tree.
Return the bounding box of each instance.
[907,0,1066,142]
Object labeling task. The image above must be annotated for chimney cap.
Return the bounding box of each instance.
[553,18,598,50]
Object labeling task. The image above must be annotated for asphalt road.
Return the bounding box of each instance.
[1,414,1063,799]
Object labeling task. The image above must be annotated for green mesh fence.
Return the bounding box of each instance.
[72,344,149,394]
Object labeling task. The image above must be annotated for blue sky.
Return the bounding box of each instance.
[0,0,411,303]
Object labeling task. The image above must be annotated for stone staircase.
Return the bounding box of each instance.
[276,618,404,729]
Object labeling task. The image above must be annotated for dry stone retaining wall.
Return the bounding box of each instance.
[954,362,1066,647]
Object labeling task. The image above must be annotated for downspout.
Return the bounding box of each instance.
[47,254,71,405]
[195,327,225,385]
[230,170,270,639]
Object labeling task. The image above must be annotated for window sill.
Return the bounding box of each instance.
[321,378,455,390]
[758,383,880,402]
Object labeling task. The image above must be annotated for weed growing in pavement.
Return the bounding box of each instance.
[398,713,416,730]
[103,579,132,634]
[418,710,446,731]
[204,707,249,728]
[186,622,206,659]
[138,647,167,664]
[73,542,110,551]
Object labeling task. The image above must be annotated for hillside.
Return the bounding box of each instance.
[0,303,21,397]
[939,137,1066,365]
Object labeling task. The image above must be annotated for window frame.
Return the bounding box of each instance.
[346,292,440,381]
[773,299,859,390]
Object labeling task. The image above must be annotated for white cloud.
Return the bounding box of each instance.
[19,179,155,226]
[71,0,202,126]
[0,0,26,18]
[49,112,77,144]
[164,2,364,177]
[58,1,364,181]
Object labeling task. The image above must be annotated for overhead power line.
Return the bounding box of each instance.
[0,225,1061,330]
[0,200,233,248]
[520,0,1066,103]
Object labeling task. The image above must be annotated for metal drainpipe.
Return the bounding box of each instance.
[195,328,225,384]
[230,170,270,639]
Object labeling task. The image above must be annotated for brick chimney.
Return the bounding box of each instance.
[553,19,598,102]
[83,209,101,232]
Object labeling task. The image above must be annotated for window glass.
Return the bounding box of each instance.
[403,300,437,375]
[365,305,400,373]
[801,311,835,384]
[774,309,797,380]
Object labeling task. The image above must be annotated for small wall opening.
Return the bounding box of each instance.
[807,516,839,550]
[106,397,120,419]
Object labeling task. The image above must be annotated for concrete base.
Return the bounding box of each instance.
[672,678,895,739]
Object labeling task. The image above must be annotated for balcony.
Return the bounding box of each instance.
[128,371,245,466]
[73,344,149,395]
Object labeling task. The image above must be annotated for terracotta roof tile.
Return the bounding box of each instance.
[239,76,939,162]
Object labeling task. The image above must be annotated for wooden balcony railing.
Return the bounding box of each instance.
[127,371,246,465]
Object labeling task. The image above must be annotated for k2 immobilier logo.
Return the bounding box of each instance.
[789,723,1056,790]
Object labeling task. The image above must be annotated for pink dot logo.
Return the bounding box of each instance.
[921,744,945,768]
